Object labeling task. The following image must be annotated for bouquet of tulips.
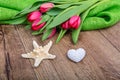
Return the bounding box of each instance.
[1,0,120,44]
[13,0,108,44]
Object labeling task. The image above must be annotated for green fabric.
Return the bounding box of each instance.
[0,0,120,31]
[82,0,120,30]
[0,0,36,21]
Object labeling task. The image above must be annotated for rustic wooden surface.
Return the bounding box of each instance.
[0,22,120,80]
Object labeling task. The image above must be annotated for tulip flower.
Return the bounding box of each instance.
[69,15,81,29]
[40,3,54,13]
[31,18,46,31]
[48,28,56,39]
[61,21,70,30]
[27,11,42,22]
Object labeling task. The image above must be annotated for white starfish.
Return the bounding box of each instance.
[21,40,56,67]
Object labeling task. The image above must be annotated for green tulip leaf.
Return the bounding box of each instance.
[25,25,31,30]
[56,29,67,43]
[46,8,63,16]
[42,29,53,41]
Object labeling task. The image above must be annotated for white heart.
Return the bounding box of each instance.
[67,48,86,62]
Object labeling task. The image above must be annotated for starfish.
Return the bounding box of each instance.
[21,40,56,67]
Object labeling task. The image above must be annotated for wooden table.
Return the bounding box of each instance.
[0,23,120,80]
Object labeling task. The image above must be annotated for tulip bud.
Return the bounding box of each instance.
[61,21,70,30]
[27,11,42,22]
[69,15,81,29]
[48,28,56,39]
[31,18,46,31]
[40,3,54,13]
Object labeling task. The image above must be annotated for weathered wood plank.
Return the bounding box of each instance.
[99,22,120,79]
[100,22,120,51]
[0,26,7,80]
[1,25,37,80]
[76,31,120,80]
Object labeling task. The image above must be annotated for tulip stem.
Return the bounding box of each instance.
[39,16,54,32]
[56,29,67,43]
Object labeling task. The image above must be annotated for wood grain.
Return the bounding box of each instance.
[0,26,7,80]
[1,25,37,80]
[0,22,120,80]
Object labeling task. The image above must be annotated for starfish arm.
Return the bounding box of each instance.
[21,53,35,58]
[34,58,43,67]
[33,40,39,49]
[21,53,31,58]
[44,41,52,52]
[45,54,56,59]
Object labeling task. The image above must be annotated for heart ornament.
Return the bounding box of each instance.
[67,48,86,62]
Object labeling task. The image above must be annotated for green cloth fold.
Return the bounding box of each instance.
[0,0,120,30]
[82,0,120,30]
[0,0,36,21]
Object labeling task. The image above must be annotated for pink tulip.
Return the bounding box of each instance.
[48,28,56,39]
[40,3,54,13]
[27,11,42,22]
[31,18,46,31]
[69,15,81,29]
[61,21,70,30]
